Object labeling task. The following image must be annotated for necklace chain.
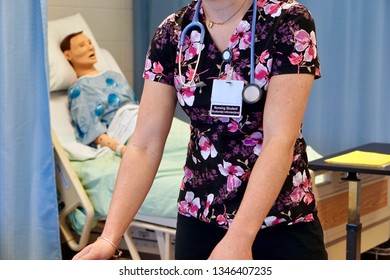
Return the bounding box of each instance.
[205,0,248,28]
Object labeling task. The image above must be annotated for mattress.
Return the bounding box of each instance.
[68,116,189,234]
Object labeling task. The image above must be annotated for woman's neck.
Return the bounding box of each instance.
[202,0,251,26]
[201,0,253,51]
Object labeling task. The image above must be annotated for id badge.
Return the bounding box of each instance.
[210,79,244,118]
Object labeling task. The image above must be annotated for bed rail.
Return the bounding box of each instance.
[52,129,95,252]
[52,128,176,259]
[52,129,148,259]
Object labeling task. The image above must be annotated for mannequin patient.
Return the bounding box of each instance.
[61,32,137,156]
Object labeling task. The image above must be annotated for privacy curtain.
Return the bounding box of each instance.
[301,0,390,155]
[0,0,61,259]
[134,0,390,156]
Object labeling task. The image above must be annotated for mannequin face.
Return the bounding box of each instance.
[64,33,97,69]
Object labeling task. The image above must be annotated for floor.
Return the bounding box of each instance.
[361,239,390,260]
[61,242,160,260]
[62,241,390,260]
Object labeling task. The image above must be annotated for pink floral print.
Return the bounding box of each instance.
[243,131,263,155]
[203,193,214,217]
[183,30,203,61]
[230,21,251,50]
[263,0,283,17]
[178,191,200,217]
[218,160,245,192]
[291,170,314,205]
[199,135,218,159]
[297,30,317,62]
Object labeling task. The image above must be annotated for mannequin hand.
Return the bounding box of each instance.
[120,144,126,156]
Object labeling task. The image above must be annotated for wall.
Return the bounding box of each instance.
[47,0,134,87]
[132,0,191,97]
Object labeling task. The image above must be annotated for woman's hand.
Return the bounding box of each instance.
[208,232,253,260]
[72,239,116,260]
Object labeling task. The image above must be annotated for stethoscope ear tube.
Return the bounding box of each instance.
[180,0,205,47]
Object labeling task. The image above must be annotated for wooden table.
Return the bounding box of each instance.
[309,143,390,259]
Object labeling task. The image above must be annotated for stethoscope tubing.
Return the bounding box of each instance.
[179,0,205,47]
[250,0,257,85]
[178,0,261,103]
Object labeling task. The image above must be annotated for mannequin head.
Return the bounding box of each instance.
[61,32,98,77]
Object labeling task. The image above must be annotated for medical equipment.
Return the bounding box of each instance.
[50,48,183,258]
[177,0,205,90]
[178,0,262,103]
[48,13,181,260]
[242,0,262,104]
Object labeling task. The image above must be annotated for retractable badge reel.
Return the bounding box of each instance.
[222,49,233,63]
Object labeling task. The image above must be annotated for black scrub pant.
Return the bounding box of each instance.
[175,214,328,260]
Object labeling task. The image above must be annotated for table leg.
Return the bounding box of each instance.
[344,172,362,260]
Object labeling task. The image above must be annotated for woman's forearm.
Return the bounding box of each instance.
[99,140,164,246]
[227,137,295,243]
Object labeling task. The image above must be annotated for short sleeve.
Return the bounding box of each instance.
[271,4,321,78]
[143,14,178,86]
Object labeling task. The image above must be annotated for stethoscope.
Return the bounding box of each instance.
[178,0,262,104]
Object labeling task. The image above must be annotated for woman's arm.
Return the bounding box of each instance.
[73,80,177,259]
[209,73,314,260]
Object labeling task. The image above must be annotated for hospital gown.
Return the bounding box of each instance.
[68,70,137,145]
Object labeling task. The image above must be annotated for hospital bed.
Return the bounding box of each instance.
[48,14,181,259]
[50,60,183,260]
[51,92,182,259]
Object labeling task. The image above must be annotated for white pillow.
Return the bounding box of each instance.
[48,13,108,91]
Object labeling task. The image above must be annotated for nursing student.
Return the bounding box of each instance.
[73,0,327,260]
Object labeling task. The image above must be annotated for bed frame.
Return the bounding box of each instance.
[52,129,176,259]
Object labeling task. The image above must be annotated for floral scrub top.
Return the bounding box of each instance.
[143,0,320,229]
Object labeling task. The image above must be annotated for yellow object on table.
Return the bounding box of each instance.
[324,150,390,168]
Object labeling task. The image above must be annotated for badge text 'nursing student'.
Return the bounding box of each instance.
[210,79,244,118]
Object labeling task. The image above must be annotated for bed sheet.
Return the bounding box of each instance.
[68,117,189,235]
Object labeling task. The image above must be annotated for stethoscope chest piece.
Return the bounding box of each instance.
[242,84,262,104]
